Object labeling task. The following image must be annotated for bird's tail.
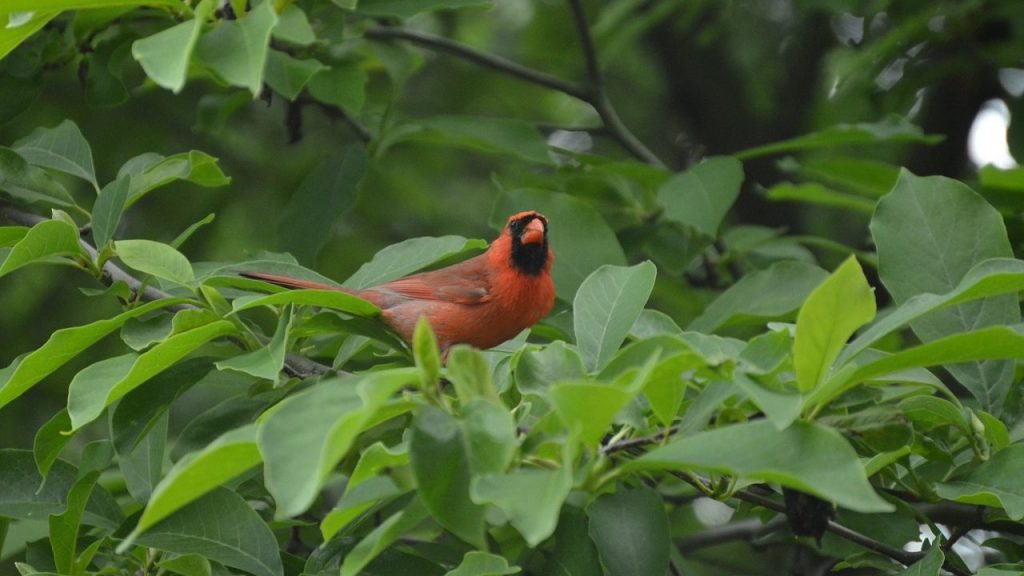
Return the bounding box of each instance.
[240,272,344,291]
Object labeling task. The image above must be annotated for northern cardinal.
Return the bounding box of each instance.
[243,211,555,354]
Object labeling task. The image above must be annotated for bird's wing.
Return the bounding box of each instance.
[374,256,493,305]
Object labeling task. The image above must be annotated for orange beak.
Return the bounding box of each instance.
[520,218,546,245]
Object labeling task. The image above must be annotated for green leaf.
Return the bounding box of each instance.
[574,262,657,371]
[491,188,625,298]
[135,487,283,576]
[344,235,487,289]
[979,165,1024,192]
[12,119,97,188]
[194,0,278,96]
[0,219,82,278]
[387,116,551,165]
[541,506,601,576]
[158,554,212,576]
[91,174,131,248]
[447,346,498,405]
[230,289,379,316]
[258,369,416,518]
[688,260,828,333]
[0,11,58,60]
[628,420,892,513]
[657,156,744,237]
[277,146,367,264]
[460,399,516,476]
[779,156,901,198]
[121,150,230,205]
[131,0,214,93]
[118,413,167,503]
[272,4,315,46]
[513,341,586,396]
[839,258,1024,367]
[33,409,72,477]
[0,298,189,411]
[216,306,291,380]
[410,405,487,547]
[871,171,1018,413]
[320,476,406,540]
[897,545,943,576]
[0,226,28,247]
[356,0,492,18]
[586,487,670,576]
[444,552,520,576]
[4,0,184,9]
[0,147,77,208]
[307,62,368,112]
[549,382,634,448]
[122,425,261,549]
[735,116,942,159]
[115,239,194,285]
[794,256,875,392]
[67,320,237,430]
[471,465,571,547]
[264,50,326,101]
[936,444,1024,520]
[0,449,122,530]
[414,315,442,391]
[734,373,801,430]
[339,497,430,576]
[48,441,112,575]
[764,182,876,214]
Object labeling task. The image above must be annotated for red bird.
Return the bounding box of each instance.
[243,211,555,354]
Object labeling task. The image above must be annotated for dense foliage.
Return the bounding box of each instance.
[2,1,1024,575]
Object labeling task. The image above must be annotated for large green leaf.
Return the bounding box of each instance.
[735,116,941,159]
[512,341,586,396]
[264,49,326,101]
[897,545,943,576]
[0,147,77,208]
[277,146,367,264]
[444,552,520,576]
[120,150,230,205]
[491,188,626,298]
[936,444,1024,520]
[688,260,828,333]
[0,298,189,411]
[132,0,215,93]
[122,425,261,549]
[410,406,486,548]
[574,262,657,371]
[0,219,82,278]
[344,235,487,289]
[118,413,167,503]
[541,506,602,576]
[12,119,97,188]
[307,61,367,112]
[471,464,572,546]
[764,182,875,214]
[628,420,892,513]
[839,258,1024,366]
[549,382,634,448]
[49,442,112,575]
[230,289,379,316]
[794,256,875,392]
[0,449,122,530]
[871,170,1018,413]
[135,487,283,576]
[0,11,58,60]
[657,156,744,237]
[67,320,237,430]
[194,0,278,95]
[115,239,195,285]
[258,369,415,518]
[587,487,670,576]
[91,175,131,248]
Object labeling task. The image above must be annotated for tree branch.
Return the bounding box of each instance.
[363,20,667,167]
[602,425,679,454]
[676,516,787,552]
[567,0,602,88]
[0,204,332,379]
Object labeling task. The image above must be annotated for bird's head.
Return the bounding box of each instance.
[503,210,551,276]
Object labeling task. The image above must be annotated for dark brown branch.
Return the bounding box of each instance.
[0,204,332,379]
[567,0,603,88]
[676,516,787,552]
[602,425,679,454]
[363,26,590,100]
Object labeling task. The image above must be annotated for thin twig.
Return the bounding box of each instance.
[676,516,788,552]
[567,0,603,88]
[602,425,679,454]
[364,27,589,100]
[0,204,333,378]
